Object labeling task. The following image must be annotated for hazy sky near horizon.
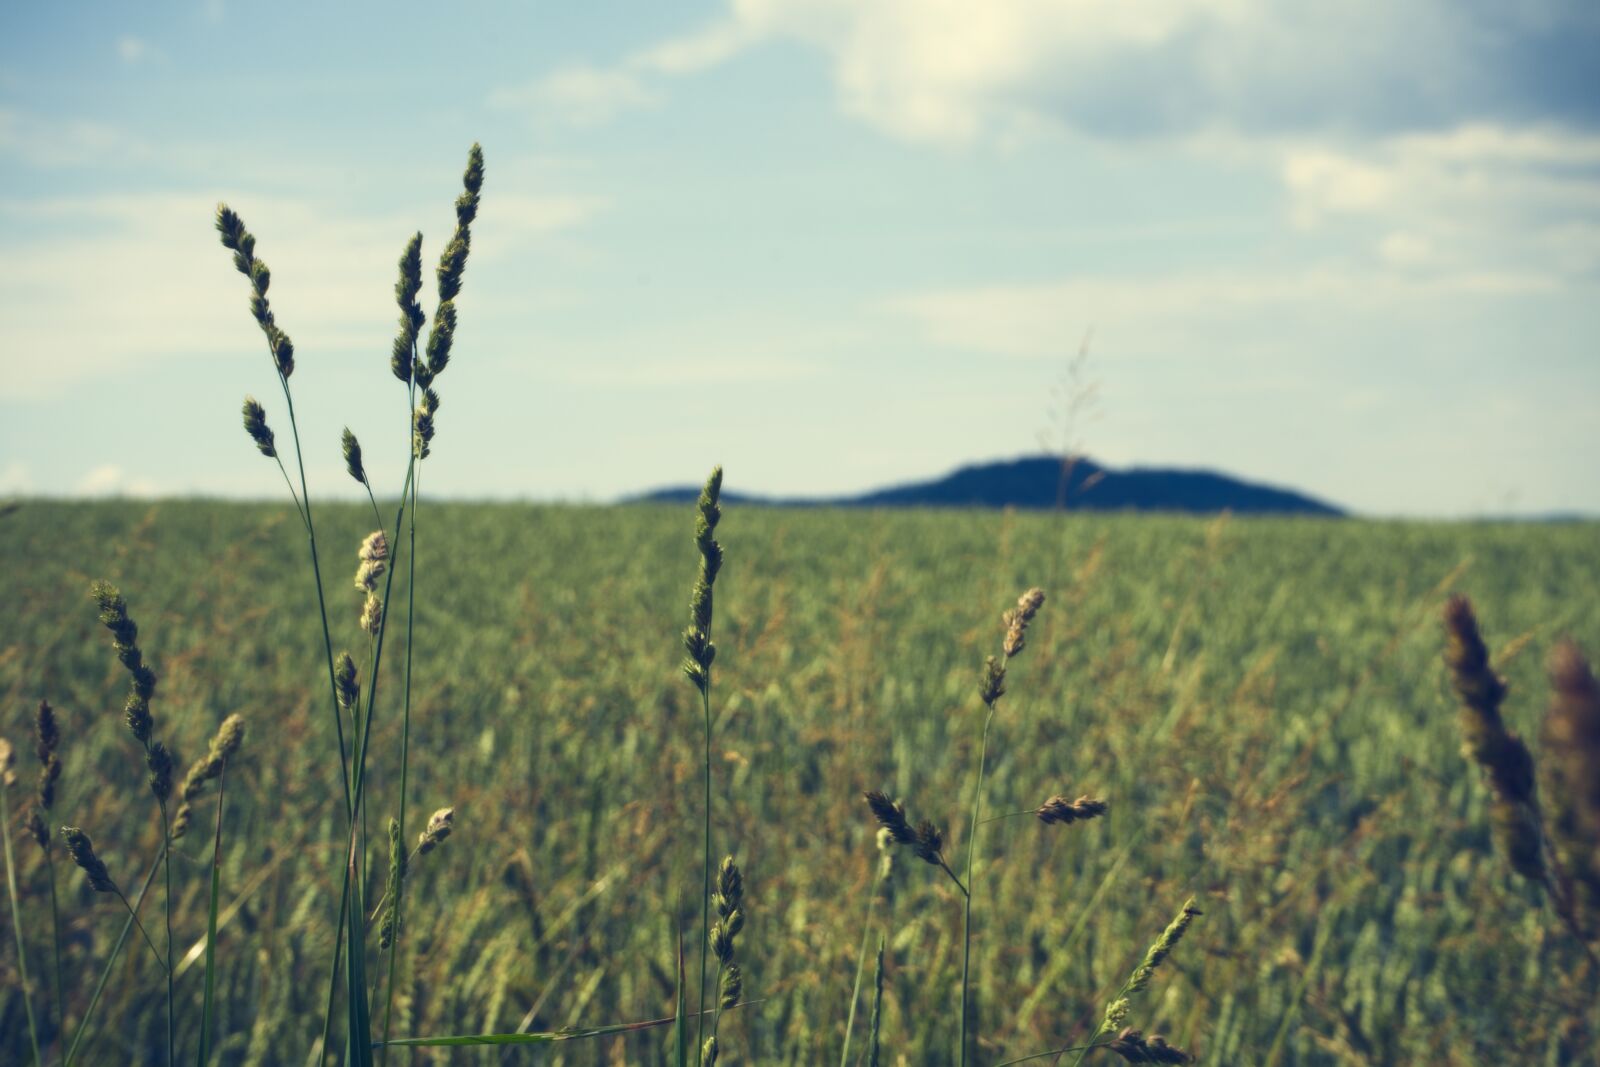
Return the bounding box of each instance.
[2,1,1597,516]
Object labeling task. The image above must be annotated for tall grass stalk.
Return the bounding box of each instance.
[958,587,1046,1065]
[680,468,725,1065]
[0,747,43,1067]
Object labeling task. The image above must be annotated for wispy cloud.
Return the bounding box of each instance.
[116,36,160,64]
[489,19,756,126]
[0,186,606,399]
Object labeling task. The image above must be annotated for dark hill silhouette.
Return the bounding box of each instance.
[634,455,1344,515]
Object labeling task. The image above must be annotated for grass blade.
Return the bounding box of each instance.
[65,851,164,1067]
[0,778,43,1066]
[197,765,227,1065]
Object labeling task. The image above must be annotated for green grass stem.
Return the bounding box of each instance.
[0,782,42,1066]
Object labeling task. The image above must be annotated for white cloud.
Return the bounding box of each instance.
[76,464,159,497]
[0,107,152,168]
[117,36,158,64]
[0,461,32,495]
[1281,123,1600,278]
[490,65,659,126]
[885,266,1555,360]
[0,187,605,399]
[491,19,756,125]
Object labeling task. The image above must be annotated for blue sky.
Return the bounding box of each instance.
[2,1,1597,516]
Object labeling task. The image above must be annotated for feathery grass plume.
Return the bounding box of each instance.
[60,826,115,894]
[215,205,294,378]
[173,714,246,841]
[1442,595,1546,881]
[378,818,406,950]
[1105,1028,1192,1064]
[1543,640,1600,940]
[28,699,61,850]
[391,233,424,385]
[242,396,277,458]
[1036,794,1109,827]
[422,144,484,381]
[416,807,454,855]
[342,428,367,485]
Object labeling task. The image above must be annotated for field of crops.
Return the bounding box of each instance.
[1,499,1597,1064]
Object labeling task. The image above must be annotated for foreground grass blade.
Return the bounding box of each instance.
[674,924,689,1067]
[197,767,227,1065]
[0,772,43,1066]
[867,938,885,1067]
[65,852,164,1067]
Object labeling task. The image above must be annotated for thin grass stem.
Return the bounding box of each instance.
[198,763,227,1066]
[0,783,43,1066]
[958,706,997,1067]
[696,678,713,1065]
[65,851,164,1067]
[380,397,422,1064]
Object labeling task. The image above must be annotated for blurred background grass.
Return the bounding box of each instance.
[2,500,1597,1064]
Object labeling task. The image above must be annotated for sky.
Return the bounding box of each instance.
[1,1,1597,517]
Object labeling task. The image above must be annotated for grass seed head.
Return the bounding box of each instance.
[241,396,276,458]
[1003,587,1046,658]
[681,466,724,694]
[417,806,455,855]
[360,593,383,636]
[60,826,115,893]
[335,652,360,712]
[341,427,366,485]
[391,232,424,385]
[215,204,294,377]
[29,700,62,848]
[0,736,13,787]
[1542,640,1600,938]
[146,740,175,804]
[979,655,1007,707]
[718,962,743,1009]
[1442,595,1545,881]
[702,1035,719,1065]
[1107,1028,1192,1064]
[1037,794,1109,826]
[1126,899,1202,997]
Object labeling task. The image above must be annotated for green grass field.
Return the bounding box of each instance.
[2,499,1597,1064]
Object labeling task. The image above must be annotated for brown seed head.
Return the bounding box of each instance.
[1106,1028,1192,1064]
[60,826,116,893]
[1037,794,1109,826]
[1002,587,1046,658]
[417,806,455,854]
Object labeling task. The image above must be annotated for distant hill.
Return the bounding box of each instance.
[633,455,1345,516]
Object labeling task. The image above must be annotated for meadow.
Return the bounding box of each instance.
[2,498,1597,1064]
